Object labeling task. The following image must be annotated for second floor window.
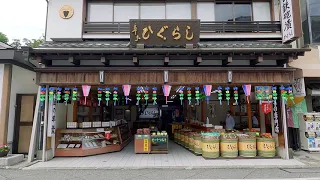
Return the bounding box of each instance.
[215,2,252,21]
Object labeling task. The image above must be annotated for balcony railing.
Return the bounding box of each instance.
[83,21,281,34]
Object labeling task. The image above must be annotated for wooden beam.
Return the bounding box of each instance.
[164,56,169,66]
[222,56,232,66]
[68,56,80,65]
[101,57,109,66]
[133,56,139,66]
[194,56,202,65]
[250,55,263,66]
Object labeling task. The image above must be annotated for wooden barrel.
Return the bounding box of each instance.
[239,138,257,157]
[174,131,178,143]
[201,136,220,158]
[194,134,202,155]
[184,132,189,148]
[220,138,238,158]
[188,133,194,151]
[177,131,181,145]
[180,132,185,146]
[257,138,276,157]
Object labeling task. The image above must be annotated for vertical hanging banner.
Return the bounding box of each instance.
[122,84,131,104]
[272,86,279,133]
[162,85,172,104]
[82,85,91,105]
[242,85,252,103]
[280,0,302,43]
[47,95,56,137]
[203,85,212,104]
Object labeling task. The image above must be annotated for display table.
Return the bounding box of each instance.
[55,124,131,157]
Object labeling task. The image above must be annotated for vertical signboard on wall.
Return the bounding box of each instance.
[47,98,56,137]
[293,78,306,97]
[280,0,302,43]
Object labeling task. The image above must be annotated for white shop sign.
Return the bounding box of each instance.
[47,97,56,137]
[274,102,279,133]
[293,77,306,97]
[280,0,295,43]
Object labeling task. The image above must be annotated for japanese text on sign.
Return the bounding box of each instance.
[274,102,279,133]
[152,137,167,143]
[130,20,200,46]
[280,0,295,43]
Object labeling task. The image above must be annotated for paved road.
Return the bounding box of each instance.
[0,168,320,180]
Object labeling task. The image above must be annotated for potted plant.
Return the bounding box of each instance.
[0,144,9,157]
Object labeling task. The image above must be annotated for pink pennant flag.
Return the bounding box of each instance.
[122,84,131,104]
[242,84,251,103]
[82,85,91,104]
[203,85,212,104]
[162,85,172,104]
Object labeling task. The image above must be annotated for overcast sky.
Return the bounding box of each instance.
[0,0,47,42]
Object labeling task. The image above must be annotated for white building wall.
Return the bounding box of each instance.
[7,66,38,144]
[0,65,5,116]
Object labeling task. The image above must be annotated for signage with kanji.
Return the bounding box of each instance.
[130,20,200,46]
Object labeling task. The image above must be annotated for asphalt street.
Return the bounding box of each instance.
[0,168,320,180]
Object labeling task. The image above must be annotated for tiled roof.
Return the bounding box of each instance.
[0,42,12,49]
[38,41,291,49]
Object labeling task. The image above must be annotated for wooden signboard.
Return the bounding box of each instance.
[130,20,200,46]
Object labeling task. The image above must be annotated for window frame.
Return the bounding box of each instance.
[214,1,253,22]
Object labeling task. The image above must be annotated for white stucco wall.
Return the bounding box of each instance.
[7,65,38,144]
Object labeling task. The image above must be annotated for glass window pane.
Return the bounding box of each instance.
[309,0,320,16]
[166,2,191,19]
[140,3,165,19]
[87,3,113,22]
[311,16,320,43]
[114,3,139,22]
[234,3,252,21]
[215,3,233,21]
[197,2,215,21]
[252,2,271,21]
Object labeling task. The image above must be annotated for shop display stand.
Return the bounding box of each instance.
[299,113,320,152]
[55,123,131,157]
[150,135,169,154]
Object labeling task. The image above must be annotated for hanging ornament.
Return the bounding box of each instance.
[122,85,131,104]
[82,85,91,105]
[217,86,223,105]
[72,87,78,101]
[97,87,103,106]
[179,87,185,105]
[152,87,157,105]
[265,86,270,103]
[287,86,294,104]
[105,88,111,106]
[40,87,46,106]
[225,87,230,105]
[162,85,172,104]
[203,85,212,104]
[64,88,71,105]
[280,85,288,103]
[187,87,192,105]
[195,87,200,105]
[113,87,118,106]
[49,87,55,101]
[242,85,252,103]
[233,87,239,105]
[56,87,62,101]
[272,86,278,104]
[144,87,149,105]
[136,87,141,105]
[256,86,263,105]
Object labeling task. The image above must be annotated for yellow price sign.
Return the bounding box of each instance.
[202,143,219,152]
[143,139,149,151]
[257,142,275,152]
[239,142,256,151]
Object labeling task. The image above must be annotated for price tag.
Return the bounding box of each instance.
[143,139,149,151]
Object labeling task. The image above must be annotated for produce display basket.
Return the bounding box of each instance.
[220,133,238,158]
[238,135,257,157]
[257,137,276,157]
[201,133,220,159]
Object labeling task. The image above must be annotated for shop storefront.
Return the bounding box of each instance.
[27,19,309,162]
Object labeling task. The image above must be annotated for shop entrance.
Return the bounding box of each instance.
[12,94,37,154]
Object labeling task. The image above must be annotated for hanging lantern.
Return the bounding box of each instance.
[187,87,192,105]
[225,87,231,105]
[136,87,141,105]
[265,86,270,103]
[272,86,278,104]
[179,87,185,105]
[242,84,251,103]
[113,87,118,106]
[287,86,294,104]
[122,85,131,104]
[203,85,212,104]
[280,85,288,103]
[256,86,263,105]
[97,87,103,106]
[162,85,172,104]
[64,88,71,105]
[195,87,200,105]
[72,87,78,101]
[82,85,91,105]
[49,87,55,101]
[152,87,157,105]
[217,86,223,105]
[40,87,46,106]
[56,87,62,101]
[105,88,111,106]
[144,87,149,105]
[233,87,239,105]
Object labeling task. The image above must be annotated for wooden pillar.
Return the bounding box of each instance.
[247,101,252,129]
[191,0,197,19]
[201,101,207,123]
[0,64,12,145]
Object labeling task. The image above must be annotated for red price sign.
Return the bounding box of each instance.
[262,102,272,114]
